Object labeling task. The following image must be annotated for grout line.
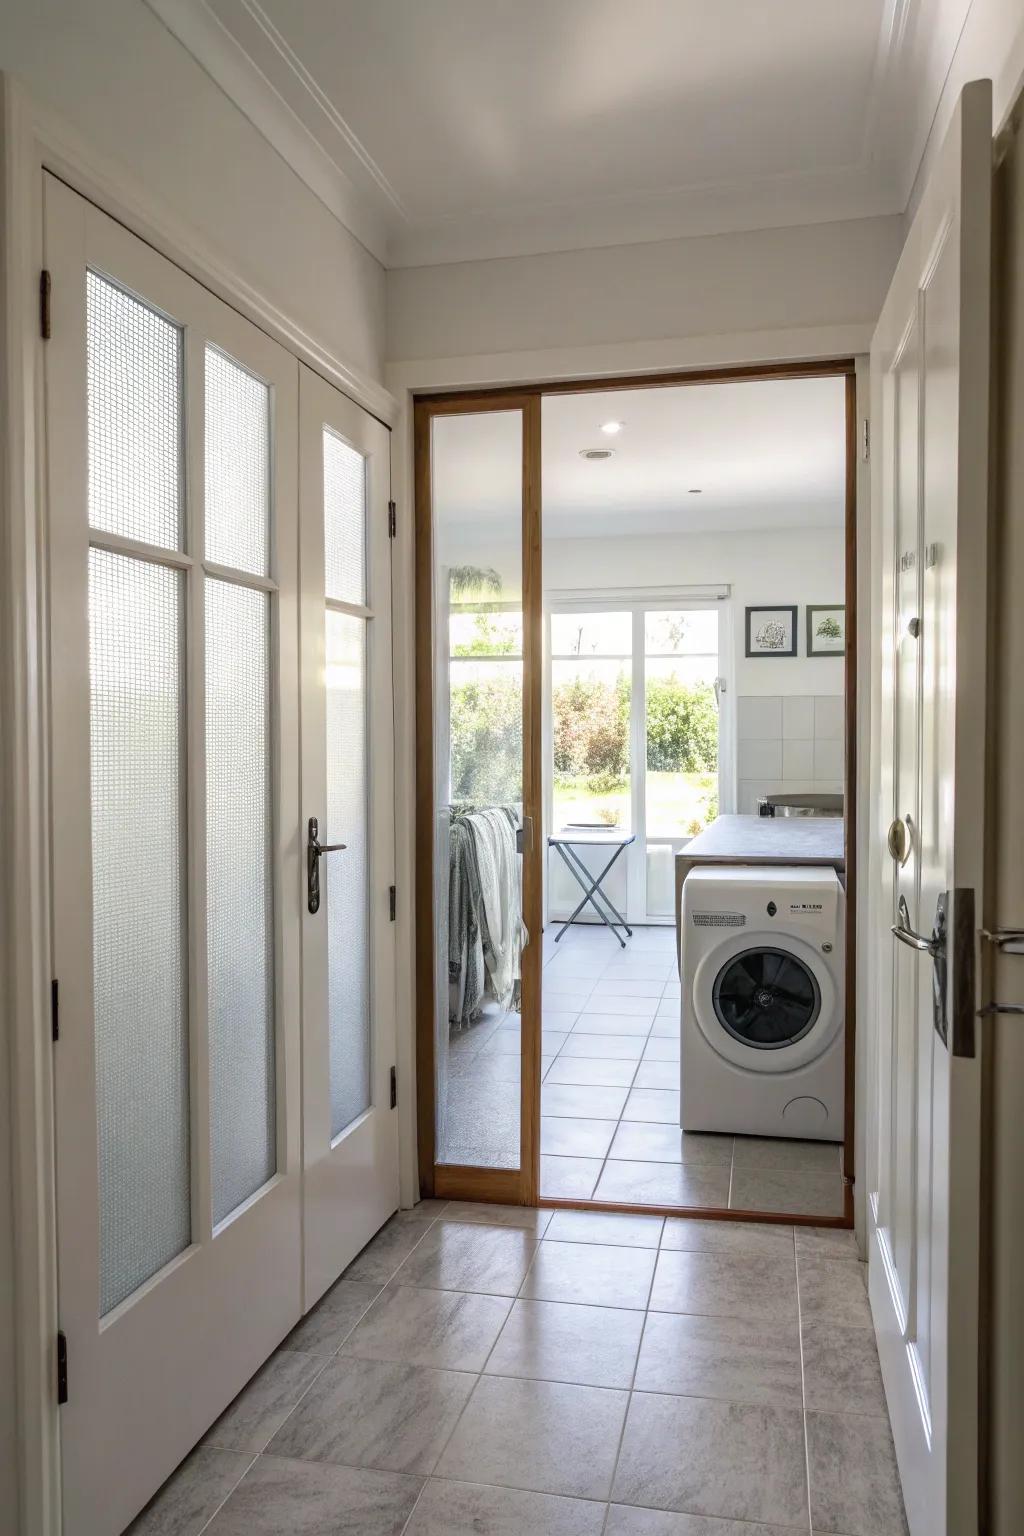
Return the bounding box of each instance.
[794,1238,815,1533]
[193,1450,261,1536]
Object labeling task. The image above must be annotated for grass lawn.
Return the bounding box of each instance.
[553,770,717,838]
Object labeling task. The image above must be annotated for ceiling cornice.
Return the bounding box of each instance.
[145,0,961,270]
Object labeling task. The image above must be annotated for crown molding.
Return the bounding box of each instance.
[147,0,962,270]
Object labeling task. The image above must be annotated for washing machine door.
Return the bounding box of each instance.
[692,929,840,1074]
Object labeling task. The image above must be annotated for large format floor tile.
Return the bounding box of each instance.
[733,1135,842,1172]
[730,1166,845,1218]
[280,1279,381,1358]
[394,1220,538,1296]
[635,1310,803,1408]
[605,1505,800,1535]
[806,1409,909,1535]
[801,1320,887,1417]
[797,1256,872,1329]
[594,1159,730,1209]
[544,1208,664,1248]
[128,1447,252,1536]
[486,1297,644,1388]
[341,1283,511,1372]
[539,1154,602,1198]
[661,1218,794,1257]
[435,1374,629,1499]
[545,1055,639,1087]
[520,1239,656,1309]
[649,1248,798,1328]
[204,1456,423,1536]
[405,1479,607,1536]
[542,1082,630,1118]
[612,1391,809,1527]
[440,1201,552,1234]
[204,1351,326,1455]
[540,1114,618,1158]
[609,1123,732,1165]
[343,1211,437,1286]
[266,1354,473,1475]
[623,1088,680,1123]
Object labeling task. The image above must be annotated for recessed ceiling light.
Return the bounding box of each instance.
[580,448,615,461]
[600,420,624,435]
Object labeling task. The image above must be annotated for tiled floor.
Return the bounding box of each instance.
[129,1202,907,1536]
[444,922,845,1215]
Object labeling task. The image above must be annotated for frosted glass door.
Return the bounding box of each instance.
[299,365,398,1309]
[47,176,301,1536]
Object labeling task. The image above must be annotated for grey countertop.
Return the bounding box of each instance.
[678,813,845,867]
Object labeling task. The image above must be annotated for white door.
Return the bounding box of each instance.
[869,80,991,1536]
[45,177,302,1534]
[298,365,399,1308]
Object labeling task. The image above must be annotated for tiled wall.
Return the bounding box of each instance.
[736,694,844,815]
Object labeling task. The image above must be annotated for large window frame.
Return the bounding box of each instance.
[544,589,736,926]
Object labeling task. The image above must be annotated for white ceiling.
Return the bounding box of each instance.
[148,0,973,266]
[434,375,847,540]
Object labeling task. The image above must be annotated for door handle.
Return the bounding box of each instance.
[307,816,346,915]
[516,816,533,855]
[887,816,913,867]
[891,892,953,1049]
[891,894,942,956]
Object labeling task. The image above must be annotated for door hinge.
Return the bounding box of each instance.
[388,500,397,539]
[56,1330,68,1405]
[389,884,397,922]
[861,418,870,461]
[40,270,52,340]
[390,1065,397,1109]
[51,979,59,1042]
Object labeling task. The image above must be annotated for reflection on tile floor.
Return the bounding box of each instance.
[129,1204,907,1536]
[443,922,845,1215]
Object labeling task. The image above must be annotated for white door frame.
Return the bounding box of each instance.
[0,75,397,1536]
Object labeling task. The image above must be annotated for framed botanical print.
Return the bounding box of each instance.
[807,604,846,656]
[745,605,797,657]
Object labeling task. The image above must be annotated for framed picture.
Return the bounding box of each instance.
[806,604,846,656]
[745,605,797,657]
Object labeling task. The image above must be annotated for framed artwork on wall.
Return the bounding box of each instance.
[745,605,797,657]
[806,604,846,656]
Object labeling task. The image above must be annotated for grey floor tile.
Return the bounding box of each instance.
[798,1257,872,1329]
[395,1220,538,1296]
[520,1239,656,1309]
[541,1115,618,1158]
[609,1124,731,1165]
[648,1015,678,1037]
[205,1456,423,1535]
[545,1209,664,1248]
[649,1249,798,1328]
[440,1201,552,1234]
[635,1310,802,1407]
[730,1167,845,1218]
[606,1506,802,1535]
[594,1160,730,1209]
[435,1374,628,1499]
[266,1355,475,1476]
[612,1391,808,1527]
[342,1283,511,1372]
[560,1032,646,1058]
[642,1037,681,1062]
[540,1154,603,1199]
[661,1218,794,1257]
[623,1089,680,1123]
[544,1010,582,1031]
[485,1297,644,1387]
[344,1211,437,1285]
[591,978,666,998]
[802,1322,886,1417]
[127,1447,252,1536]
[806,1410,908,1535]
[795,1225,861,1260]
[631,1060,680,1090]
[542,987,596,1011]
[578,994,659,1017]
[204,1351,326,1455]
[545,1056,639,1087]
[406,1479,606,1535]
[732,1136,842,1173]
[542,1082,630,1118]
[280,1280,381,1357]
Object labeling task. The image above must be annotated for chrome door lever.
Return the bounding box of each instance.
[891,894,943,956]
[308,816,346,915]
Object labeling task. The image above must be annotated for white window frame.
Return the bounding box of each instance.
[543,586,736,928]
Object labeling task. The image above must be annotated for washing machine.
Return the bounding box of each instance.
[680,865,844,1140]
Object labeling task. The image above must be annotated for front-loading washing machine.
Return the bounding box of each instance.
[680,865,844,1140]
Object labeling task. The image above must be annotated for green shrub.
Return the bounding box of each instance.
[645,677,718,772]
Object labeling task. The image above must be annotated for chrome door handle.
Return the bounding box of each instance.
[891,894,943,956]
[308,816,346,915]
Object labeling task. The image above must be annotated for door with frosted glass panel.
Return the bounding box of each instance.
[45,177,301,1536]
[298,365,398,1306]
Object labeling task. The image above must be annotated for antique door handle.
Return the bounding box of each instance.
[307,816,346,915]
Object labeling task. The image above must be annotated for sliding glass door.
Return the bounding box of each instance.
[547,599,724,926]
[415,396,542,1202]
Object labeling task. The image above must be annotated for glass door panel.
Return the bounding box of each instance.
[430,409,526,1172]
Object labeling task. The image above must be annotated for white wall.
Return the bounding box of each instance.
[0,0,387,384]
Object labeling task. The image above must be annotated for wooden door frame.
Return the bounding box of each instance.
[414,358,857,1227]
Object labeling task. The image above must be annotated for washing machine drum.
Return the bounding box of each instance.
[712,946,821,1049]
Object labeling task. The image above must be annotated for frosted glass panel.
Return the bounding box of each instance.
[86,271,182,550]
[89,547,190,1315]
[206,579,276,1223]
[325,610,370,1136]
[323,429,366,606]
[205,347,270,576]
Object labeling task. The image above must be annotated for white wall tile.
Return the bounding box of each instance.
[782,696,814,738]
[736,696,782,740]
[813,695,844,741]
[782,739,814,779]
[813,738,844,780]
[737,738,783,779]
